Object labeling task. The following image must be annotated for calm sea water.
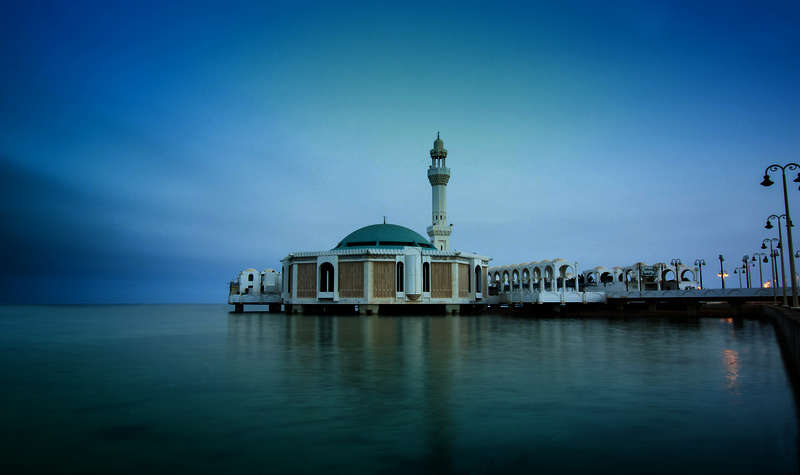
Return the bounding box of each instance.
[0,305,797,474]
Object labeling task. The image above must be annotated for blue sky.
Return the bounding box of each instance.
[1,0,799,302]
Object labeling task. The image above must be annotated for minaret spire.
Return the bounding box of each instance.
[426,133,452,251]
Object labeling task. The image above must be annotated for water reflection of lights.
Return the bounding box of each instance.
[723,349,740,392]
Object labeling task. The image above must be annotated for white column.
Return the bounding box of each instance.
[364,261,371,301]
[291,263,298,300]
[451,263,458,299]
[574,262,579,292]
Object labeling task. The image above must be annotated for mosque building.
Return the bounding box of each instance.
[229,134,491,315]
[228,133,699,313]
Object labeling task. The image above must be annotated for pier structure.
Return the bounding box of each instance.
[486,260,606,305]
[581,262,700,291]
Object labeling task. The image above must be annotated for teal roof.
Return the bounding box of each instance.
[334,224,435,249]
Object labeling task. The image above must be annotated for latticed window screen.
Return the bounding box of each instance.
[458,264,470,297]
[338,262,364,298]
[431,262,452,298]
[372,262,394,298]
[296,263,316,298]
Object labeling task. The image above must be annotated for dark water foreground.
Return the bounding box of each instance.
[0,305,797,474]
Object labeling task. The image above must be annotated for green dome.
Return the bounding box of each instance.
[334,224,434,249]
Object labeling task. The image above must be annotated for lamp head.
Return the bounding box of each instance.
[763,256,768,263]
[762,242,767,249]
[761,174,774,187]
[765,220,773,229]
[794,172,800,183]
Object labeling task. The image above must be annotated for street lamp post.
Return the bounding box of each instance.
[795,250,800,290]
[742,255,751,288]
[734,265,743,288]
[637,263,642,293]
[761,164,800,307]
[765,214,789,305]
[694,259,706,289]
[774,249,782,301]
[718,254,726,289]
[670,258,682,290]
[752,252,766,288]
[763,238,780,291]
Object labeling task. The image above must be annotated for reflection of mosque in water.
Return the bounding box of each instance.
[227,314,490,471]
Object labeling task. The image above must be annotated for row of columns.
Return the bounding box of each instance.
[490,264,580,294]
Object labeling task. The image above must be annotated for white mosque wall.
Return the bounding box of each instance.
[272,247,490,306]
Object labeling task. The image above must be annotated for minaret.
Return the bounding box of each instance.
[427,132,452,250]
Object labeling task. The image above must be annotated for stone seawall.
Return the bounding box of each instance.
[763,305,800,378]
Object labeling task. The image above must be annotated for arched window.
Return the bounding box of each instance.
[475,266,481,293]
[396,262,404,292]
[423,262,430,292]
[248,274,254,282]
[320,262,334,292]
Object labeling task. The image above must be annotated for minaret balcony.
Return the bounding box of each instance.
[428,167,450,185]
